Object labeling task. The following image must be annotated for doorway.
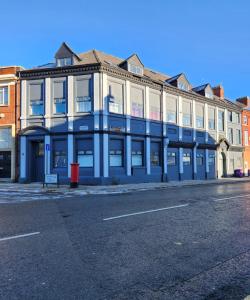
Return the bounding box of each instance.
[31,141,44,182]
[218,152,227,178]
[0,151,11,178]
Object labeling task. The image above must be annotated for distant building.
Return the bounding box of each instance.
[236,97,250,175]
[0,66,23,181]
[18,43,243,184]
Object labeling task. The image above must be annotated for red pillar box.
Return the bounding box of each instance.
[70,163,79,188]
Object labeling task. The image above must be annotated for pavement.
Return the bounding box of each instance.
[0,181,250,299]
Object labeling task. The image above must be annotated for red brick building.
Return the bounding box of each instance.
[0,66,23,181]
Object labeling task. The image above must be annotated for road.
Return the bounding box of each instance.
[0,182,250,299]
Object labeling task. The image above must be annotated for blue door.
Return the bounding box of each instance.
[31,141,44,182]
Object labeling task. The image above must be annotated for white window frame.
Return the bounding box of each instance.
[0,86,9,106]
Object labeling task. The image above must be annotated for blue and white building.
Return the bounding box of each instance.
[18,43,243,184]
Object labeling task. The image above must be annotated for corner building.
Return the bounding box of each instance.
[19,43,243,184]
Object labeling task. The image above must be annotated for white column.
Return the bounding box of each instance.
[145,86,150,134]
[178,96,183,141]
[146,137,151,175]
[20,80,27,129]
[163,138,169,176]
[103,134,109,177]
[179,147,183,178]
[216,107,219,142]
[45,78,51,129]
[192,99,196,142]
[204,103,208,142]
[44,135,51,175]
[94,133,100,177]
[20,136,27,179]
[224,108,228,139]
[94,73,100,130]
[193,146,197,177]
[102,73,108,130]
[125,80,131,133]
[162,91,167,136]
[126,135,131,176]
[205,149,209,175]
[67,75,74,131]
[68,134,74,178]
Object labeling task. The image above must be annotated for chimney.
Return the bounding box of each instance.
[212,85,224,99]
[236,96,250,108]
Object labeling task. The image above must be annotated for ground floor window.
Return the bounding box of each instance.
[183,152,191,165]
[53,150,67,168]
[132,141,144,167]
[196,153,204,166]
[109,139,123,167]
[209,154,215,165]
[151,142,160,166]
[78,150,93,167]
[167,152,177,166]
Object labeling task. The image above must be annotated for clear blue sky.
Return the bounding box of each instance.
[1,0,250,100]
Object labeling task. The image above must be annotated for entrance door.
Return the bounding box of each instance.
[31,141,44,182]
[0,151,11,178]
[218,152,227,178]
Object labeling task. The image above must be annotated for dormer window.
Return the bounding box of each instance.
[205,91,213,99]
[178,81,189,91]
[57,57,72,67]
[128,63,143,76]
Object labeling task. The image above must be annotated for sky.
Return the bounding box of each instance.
[1,0,250,100]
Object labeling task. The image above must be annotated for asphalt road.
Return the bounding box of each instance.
[0,182,250,299]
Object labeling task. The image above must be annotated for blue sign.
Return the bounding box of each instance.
[45,144,50,151]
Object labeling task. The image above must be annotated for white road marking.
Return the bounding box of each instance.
[213,193,250,202]
[0,232,40,242]
[103,203,189,221]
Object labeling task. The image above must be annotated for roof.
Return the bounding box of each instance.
[192,84,210,92]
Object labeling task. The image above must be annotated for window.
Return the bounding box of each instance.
[128,64,143,76]
[109,139,123,167]
[183,152,191,165]
[78,150,93,167]
[196,153,203,166]
[166,96,177,123]
[53,80,66,114]
[167,152,177,166]
[228,111,232,122]
[0,128,11,149]
[244,130,249,146]
[218,110,224,131]
[244,115,248,125]
[57,57,72,67]
[205,91,213,99]
[178,81,189,91]
[196,104,204,129]
[53,140,67,168]
[108,81,124,114]
[75,78,92,113]
[131,86,144,118]
[151,142,160,166]
[132,141,144,167]
[29,83,44,116]
[209,154,215,165]
[236,129,241,145]
[236,113,240,124]
[208,107,215,130]
[149,92,161,121]
[228,128,233,144]
[183,100,192,126]
[0,86,8,105]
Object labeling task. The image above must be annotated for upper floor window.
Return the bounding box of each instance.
[53,80,66,114]
[245,130,249,146]
[236,113,240,124]
[208,107,215,130]
[218,110,224,131]
[236,129,241,145]
[166,96,177,124]
[196,103,204,129]
[205,91,213,99]
[228,128,233,144]
[128,64,143,76]
[29,83,44,116]
[182,100,192,126]
[228,111,232,122]
[131,86,144,118]
[57,57,72,67]
[0,86,8,106]
[149,92,161,121]
[178,81,189,91]
[75,78,92,113]
[244,115,248,125]
[108,81,124,114]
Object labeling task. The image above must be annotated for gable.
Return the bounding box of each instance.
[177,74,190,91]
[119,53,144,76]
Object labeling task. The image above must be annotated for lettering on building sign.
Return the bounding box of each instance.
[109,126,125,132]
[79,125,89,131]
[44,174,58,185]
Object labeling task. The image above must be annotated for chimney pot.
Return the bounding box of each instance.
[212,85,224,99]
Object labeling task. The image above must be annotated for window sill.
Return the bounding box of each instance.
[0,104,9,107]
[52,114,67,118]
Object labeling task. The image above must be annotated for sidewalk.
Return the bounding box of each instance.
[1,177,250,195]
